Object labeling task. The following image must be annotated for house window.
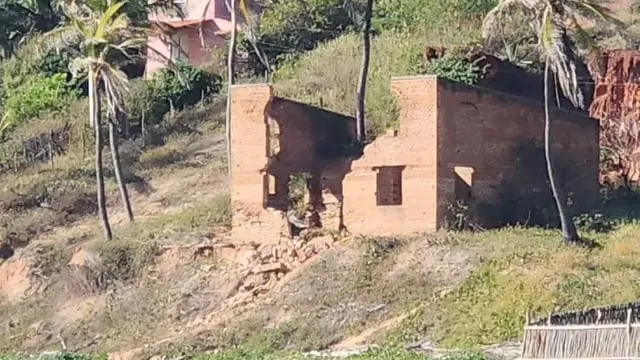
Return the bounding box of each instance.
[169,32,187,62]
[173,0,188,16]
[374,166,404,206]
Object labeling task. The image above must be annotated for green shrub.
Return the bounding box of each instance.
[254,0,353,70]
[422,56,486,85]
[151,62,222,109]
[373,0,496,32]
[2,73,80,133]
[93,238,158,282]
[35,50,75,78]
[1,38,77,99]
[126,62,222,127]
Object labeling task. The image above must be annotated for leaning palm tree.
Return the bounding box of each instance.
[483,0,623,244]
[41,0,146,239]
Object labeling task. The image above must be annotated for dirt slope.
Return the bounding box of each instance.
[0,127,478,357]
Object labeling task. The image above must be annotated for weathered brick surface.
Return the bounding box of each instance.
[230,85,356,243]
[342,76,439,236]
[230,84,284,244]
[436,79,599,226]
[229,75,599,242]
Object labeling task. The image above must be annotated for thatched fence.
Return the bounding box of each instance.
[522,302,640,359]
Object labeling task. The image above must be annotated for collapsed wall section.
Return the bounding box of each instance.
[340,76,440,235]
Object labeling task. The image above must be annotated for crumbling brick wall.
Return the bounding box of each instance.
[436,78,599,227]
[340,76,599,233]
[230,84,355,244]
[230,84,285,245]
[230,76,600,242]
[340,77,439,236]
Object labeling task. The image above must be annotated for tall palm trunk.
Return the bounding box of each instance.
[109,111,134,222]
[225,0,237,180]
[544,59,579,243]
[355,0,374,142]
[89,71,113,240]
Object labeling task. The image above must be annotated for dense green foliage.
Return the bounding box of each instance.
[1,44,75,98]
[3,73,79,130]
[151,62,222,109]
[422,56,486,85]
[252,0,353,69]
[373,0,496,32]
[126,62,223,128]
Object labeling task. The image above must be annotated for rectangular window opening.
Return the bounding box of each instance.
[374,166,404,206]
[268,174,276,195]
[454,166,474,203]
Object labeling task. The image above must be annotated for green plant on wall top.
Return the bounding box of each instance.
[288,172,312,218]
[423,56,486,85]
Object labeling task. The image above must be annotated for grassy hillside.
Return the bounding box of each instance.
[273,29,482,136]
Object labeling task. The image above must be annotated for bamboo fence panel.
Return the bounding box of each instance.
[522,304,640,359]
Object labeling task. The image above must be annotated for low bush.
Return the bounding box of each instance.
[373,0,495,32]
[2,73,79,134]
[127,62,222,129]
[92,238,159,283]
[421,56,486,85]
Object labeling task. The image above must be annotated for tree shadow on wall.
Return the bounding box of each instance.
[474,139,585,229]
[475,139,640,235]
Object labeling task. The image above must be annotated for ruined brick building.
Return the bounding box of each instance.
[229,71,600,243]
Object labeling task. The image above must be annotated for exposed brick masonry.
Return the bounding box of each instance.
[229,76,599,244]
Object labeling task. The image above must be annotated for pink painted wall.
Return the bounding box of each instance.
[146,0,233,76]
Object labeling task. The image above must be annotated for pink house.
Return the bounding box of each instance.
[146,0,234,76]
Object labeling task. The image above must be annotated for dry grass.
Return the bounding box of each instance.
[384,224,640,349]
[273,29,482,136]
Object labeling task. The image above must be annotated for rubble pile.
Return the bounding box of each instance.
[239,233,337,297]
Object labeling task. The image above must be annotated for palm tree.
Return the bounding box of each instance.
[483,0,623,244]
[42,0,147,238]
[355,0,373,142]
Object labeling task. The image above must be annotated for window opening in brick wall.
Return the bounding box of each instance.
[454,166,474,202]
[374,166,405,206]
[268,174,276,195]
[266,117,281,157]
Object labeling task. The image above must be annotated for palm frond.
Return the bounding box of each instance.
[35,23,82,55]
[482,0,539,43]
[147,0,184,19]
[99,62,129,118]
[96,1,125,39]
[541,5,584,109]
[564,0,625,29]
